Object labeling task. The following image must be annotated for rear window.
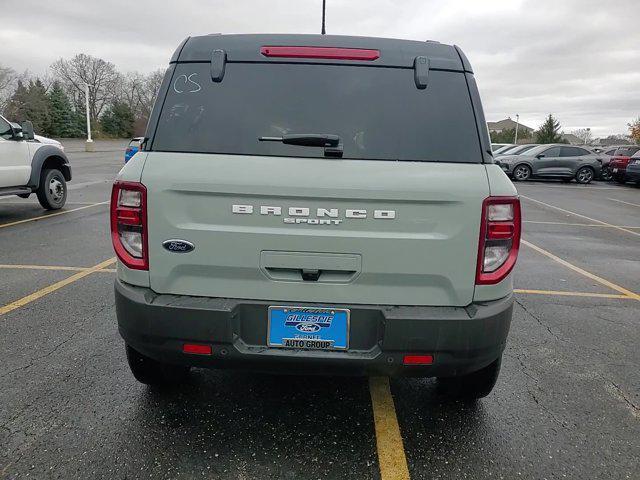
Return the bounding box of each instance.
[615,146,640,156]
[152,63,481,163]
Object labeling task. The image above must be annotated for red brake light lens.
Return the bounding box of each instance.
[110,181,148,270]
[476,197,521,285]
[260,46,380,61]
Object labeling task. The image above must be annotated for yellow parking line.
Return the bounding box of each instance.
[369,377,410,480]
[0,201,109,229]
[524,220,640,229]
[0,264,87,272]
[0,257,116,317]
[521,240,640,301]
[521,195,640,238]
[514,289,631,300]
[607,198,640,208]
[0,264,116,273]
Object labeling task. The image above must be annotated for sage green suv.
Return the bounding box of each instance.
[111,34,521,400]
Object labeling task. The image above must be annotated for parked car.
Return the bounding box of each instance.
[124,137,144,163]
[0,115,72,209]
[495,144,538,157]
[608,146,640,183]
[493,144,517,155]
[491,143,511,151]
[625,150,640,185]
[590,146,618,181]
[496,144,601,183]
[112,34,521,400]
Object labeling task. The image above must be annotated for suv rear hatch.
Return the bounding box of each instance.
[141,36,491,307]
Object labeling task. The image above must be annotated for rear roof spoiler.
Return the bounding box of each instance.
[172,34,470,72]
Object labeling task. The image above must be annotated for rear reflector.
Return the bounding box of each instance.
[403,354,434,365]
[260,46,380,61]
[182,344,212,355]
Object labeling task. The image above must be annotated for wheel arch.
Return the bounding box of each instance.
[27,146,72,189]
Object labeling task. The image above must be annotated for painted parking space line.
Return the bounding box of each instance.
[0,257,116,317]
[0,264,116,273]
[521,195,640,238]
[607,198,640,208]
[369,377,410,480]
[517,183,621,191]
[0,201,109,229]
[522,239,640,301]
[524,220,640,229]
[514,289,632,300]
[1,263,633,300]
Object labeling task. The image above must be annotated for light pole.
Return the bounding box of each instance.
[514,114,520,144]
[584,127,591,145]
[84,82,95,152]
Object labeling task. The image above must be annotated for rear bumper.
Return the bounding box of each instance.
[625,167,640,182]
[115,279,513,377]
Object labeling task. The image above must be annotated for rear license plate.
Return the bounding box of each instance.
[268,306,349,350]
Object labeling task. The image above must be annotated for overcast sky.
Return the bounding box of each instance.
[3,0,639,136]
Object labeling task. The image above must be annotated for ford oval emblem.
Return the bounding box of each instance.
[295,323,321,333]
[162,239,195,253]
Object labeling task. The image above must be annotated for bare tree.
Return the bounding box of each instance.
[572,128,593,145]
[50,54,120,122]
[0,64,19,112]
[138,69,165,120]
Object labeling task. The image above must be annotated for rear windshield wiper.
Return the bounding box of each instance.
[259,133,343,157]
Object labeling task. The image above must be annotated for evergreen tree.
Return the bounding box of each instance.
[47,81,84,137]
[5,80,29,121]
[4,79,51,135]
[100,101,134,137]
[535,114,564,144]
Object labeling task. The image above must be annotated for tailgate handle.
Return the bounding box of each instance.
[301,269,321,282]
[260,251,361,284]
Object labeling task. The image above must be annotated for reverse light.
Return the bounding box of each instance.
[476,197,521,285]
[260,46,380,61]
[110,181,148,270]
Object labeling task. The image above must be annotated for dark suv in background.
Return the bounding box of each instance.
[496,144,601,183]
[608,146,640,183]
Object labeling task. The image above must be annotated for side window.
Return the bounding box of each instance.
[560,147,586,157]
[542,147,561,157]
[0,117,13,140]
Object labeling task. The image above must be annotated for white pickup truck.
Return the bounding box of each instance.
[0,114,71,209]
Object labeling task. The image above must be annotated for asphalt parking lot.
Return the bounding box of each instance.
[1,141,638,480]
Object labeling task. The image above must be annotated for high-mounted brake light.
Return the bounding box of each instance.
[110,181,148,270]
[260,46,380,61]
[476,197,521,285]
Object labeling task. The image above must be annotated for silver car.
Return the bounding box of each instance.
[496,144,602,184]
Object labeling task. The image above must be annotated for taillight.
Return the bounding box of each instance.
[476,197,521,285]
[260,46,380,61]
[110,181,148,270]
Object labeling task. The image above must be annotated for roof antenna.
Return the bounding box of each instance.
[321,0,326,34]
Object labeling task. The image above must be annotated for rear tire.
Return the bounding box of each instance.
[575,166,594,184]
[600,166,612,181]
[512,164,531,181]
[437,356,502,401]
[126,345,190,385]
[36,168,67,210]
